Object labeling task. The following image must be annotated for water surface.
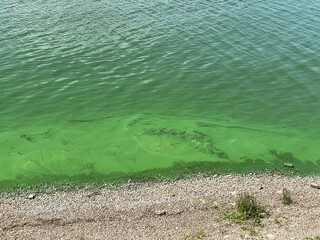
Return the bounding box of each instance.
[1,0,319,187]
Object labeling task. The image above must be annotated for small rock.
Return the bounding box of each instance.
[231,191,238,197]
[311,183,320,189]
[241,234,251,240]
[266,234,276,240]
[155,210,166,216]
[27,194,36,200]
[259,186,264,190]
[283,163,294,168]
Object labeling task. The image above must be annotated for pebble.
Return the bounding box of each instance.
[155,210,166,216]
[231,191,238,197]
[310,183,320,189]
[284,163,294,168]
[242,234,251,239]
[266,234,276,240]
[27,194,36,200]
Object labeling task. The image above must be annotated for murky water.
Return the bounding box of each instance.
[1,0,319,187]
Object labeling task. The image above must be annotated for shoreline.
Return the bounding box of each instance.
[1,173,320,239]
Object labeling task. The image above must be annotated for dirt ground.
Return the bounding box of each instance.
[1,174,320,240]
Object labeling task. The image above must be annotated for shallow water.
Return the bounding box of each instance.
[0,0,319,187]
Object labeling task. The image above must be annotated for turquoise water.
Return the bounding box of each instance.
[1,0,320,187]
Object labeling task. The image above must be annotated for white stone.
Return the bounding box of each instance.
[266,234,276,240]
[231,191,238,197]
[155,210,166,216]
[311,183,320,189]
[27,194,36,199]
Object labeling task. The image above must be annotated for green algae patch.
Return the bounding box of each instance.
[0,114,320,190]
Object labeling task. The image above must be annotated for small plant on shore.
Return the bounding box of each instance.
[241,226,258,236]
[80,236,90,240]
[212,203,219,210]
[282,188,293,205]
[221,192,267,225]
[303,237,320,240]
[236,192,266,221]
[184,230,206,240]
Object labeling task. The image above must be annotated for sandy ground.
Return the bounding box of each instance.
[1,174,320,240]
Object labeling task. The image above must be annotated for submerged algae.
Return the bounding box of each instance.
[145,127,228,159]
[0,114,320,190]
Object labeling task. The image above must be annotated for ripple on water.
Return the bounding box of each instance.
[0,0,319,185]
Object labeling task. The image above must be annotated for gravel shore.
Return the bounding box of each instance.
[1,174,320,240]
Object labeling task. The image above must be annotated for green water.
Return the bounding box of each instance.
[1,0,320,188]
